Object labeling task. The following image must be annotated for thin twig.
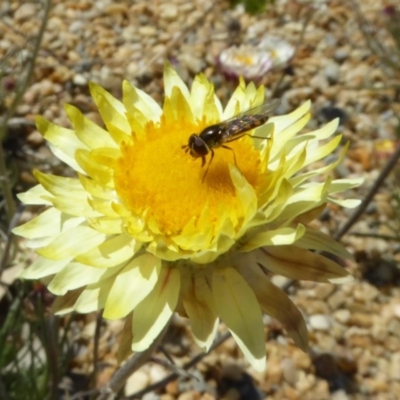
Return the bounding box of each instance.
[334,140,400,241]
[150,356,195,379]
[350,232,400,241]
[90,311,103,388]
[0,204,23,276]
[42,316,60,400]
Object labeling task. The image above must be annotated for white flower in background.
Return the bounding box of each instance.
[258,35,295,69]
[218,44,273,81]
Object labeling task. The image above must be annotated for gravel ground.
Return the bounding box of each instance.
[2,0,400,399]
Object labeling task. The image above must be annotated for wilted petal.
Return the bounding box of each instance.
[260,246,353,283]
[237,263,308,351]
[295,227,352,259]
[117,314,133,363]
[52,289,82,315]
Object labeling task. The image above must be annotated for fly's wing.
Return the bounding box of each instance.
[221,99,281,141]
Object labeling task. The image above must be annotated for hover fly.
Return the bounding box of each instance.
[182,99,280,181]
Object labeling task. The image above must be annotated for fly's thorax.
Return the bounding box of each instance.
[199,124,225,148]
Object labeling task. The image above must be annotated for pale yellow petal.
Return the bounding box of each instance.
[269,101,310,135]
[65,104,119,149]
[49,143,86,173]
[48,261,119,295]
[212,268,266,371]
[74,276,115,313]
[296,118,339,142]
[87,217,123,234]
[182,273,218,351]
[329,178,365,193]
[37,116,87,172]
[89,82,131,144]
[50,196,99,217]
[131,266,180,351]
[123,80,161,139]
[279,182,328,223]
[329,198,361,208]
[174,206,213,251]
[75,149,114,187]
[290,142,349,188]
[245,83,265,108]
[123,81,162,120]
[13,208,83,239]
[75,234,137,268]
[103,254,162,320]
[190,73,220,121]
[19,256,71,279]
[16,184,52,205]
[270,113,311,161]
[88,198,119,218]
[229,165,257,231]
[78,173,116,200]
[223,80,245,119]
[241,225,305,252]
[26,236,63,250]
[34,170,87,199]
[302,135,342,167]
[163,61,190,102]
[37,225,106,260]
[167,86,194,123]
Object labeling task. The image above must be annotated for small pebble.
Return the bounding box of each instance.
[14,3,38,21]
[159,4,178,20]
[309,314,332,331]
[73,73,89,86]
[333,309,351,324]
[324,62,340,84]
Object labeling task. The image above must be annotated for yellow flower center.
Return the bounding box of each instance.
[114,118,262,236]
[236,55,255,66]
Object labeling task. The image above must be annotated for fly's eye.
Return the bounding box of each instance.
[188,135,208,157]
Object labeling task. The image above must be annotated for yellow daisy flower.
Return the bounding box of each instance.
[13,63,361,371]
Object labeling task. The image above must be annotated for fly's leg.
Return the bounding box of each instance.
[202,150,214,182]
[221,145,238,168]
